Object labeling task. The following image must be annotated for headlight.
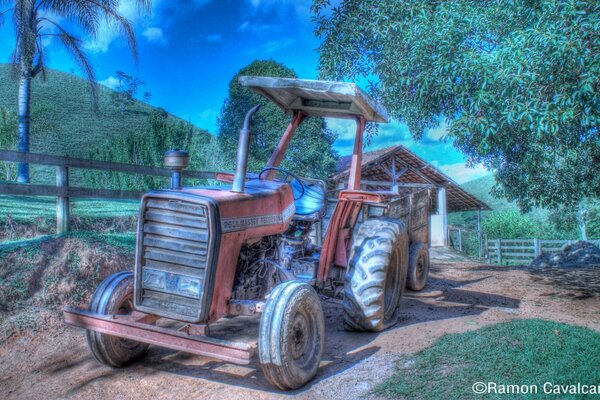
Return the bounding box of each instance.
[142,268,166,291]
[142,268,201,299]
[177,276,201,298]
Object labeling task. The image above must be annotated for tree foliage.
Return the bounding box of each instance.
[313,0,599,210]
[218,60,338,179]
[482,211,537,239]
[111,71,152,115]
[85,109,195,191]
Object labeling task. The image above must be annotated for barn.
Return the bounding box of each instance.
[330,145,490,247]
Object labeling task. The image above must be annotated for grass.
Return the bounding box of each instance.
[0,195,139,221]
[375,319,600,400]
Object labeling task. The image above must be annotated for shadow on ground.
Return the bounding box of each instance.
[41,266,521,397]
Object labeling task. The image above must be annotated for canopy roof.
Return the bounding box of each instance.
[238,76,389,123]
[333,145,491,212]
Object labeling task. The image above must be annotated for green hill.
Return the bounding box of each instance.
[0,64,214,185]
[450,175,550,228]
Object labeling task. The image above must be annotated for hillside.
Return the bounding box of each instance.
[449,174,549,228]
[0,64,212,184]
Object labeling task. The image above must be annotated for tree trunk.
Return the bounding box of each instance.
[580,220,588,241]
[17,72,32,183]
[16,0,36,184]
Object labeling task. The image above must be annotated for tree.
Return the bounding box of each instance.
[0,0,150,183]
[111,70,152,115]
[85,109,196,191]
[312,0,599,210]
[218,60,338,179]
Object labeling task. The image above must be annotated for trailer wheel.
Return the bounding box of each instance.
[343,218,408,332]
[86,271,149,367]
[406,243,430,291]
[259,281,325,390]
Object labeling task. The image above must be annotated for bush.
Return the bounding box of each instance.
[482,211,536,239]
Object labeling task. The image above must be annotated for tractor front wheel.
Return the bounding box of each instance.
[343,217,409,332]
[86,271,149,367]
[258,281,325,390]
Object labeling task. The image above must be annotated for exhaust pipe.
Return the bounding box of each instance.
[232,105,260,193]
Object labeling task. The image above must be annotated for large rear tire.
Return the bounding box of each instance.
[86,271,149,367]
[343,217,408,332]
[406,242,430,291]
[259,281,325,390]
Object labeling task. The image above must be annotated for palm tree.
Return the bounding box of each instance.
[0,0,150,183]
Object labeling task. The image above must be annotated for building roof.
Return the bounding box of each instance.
[238,76,389,122]
[332,145,490,212]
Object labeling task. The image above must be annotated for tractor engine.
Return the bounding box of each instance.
[231,220,320,300]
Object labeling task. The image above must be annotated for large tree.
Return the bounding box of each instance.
[218,60,338,179]
[0,0,149,182]
[312,0,599,211]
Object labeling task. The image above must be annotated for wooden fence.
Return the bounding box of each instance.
[0,150,217,234]
[486,238,600,265]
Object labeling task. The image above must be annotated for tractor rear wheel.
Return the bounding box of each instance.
[343,218,408,332]
[258,281,325,390]
[86,271,149,367]
[406,242,430,291]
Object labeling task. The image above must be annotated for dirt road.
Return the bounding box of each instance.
[2,249,599,400]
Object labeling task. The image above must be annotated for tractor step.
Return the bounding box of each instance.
[63,307,255,365]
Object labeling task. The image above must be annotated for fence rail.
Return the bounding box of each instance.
[486,239,600,265]
[0,150,218,234]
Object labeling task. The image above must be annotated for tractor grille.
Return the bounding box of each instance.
[135,196,215,322]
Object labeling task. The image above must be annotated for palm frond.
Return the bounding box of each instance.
[40,0,100,35]
[40,16,98,109]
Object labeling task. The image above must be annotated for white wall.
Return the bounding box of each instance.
[430,188,447,247]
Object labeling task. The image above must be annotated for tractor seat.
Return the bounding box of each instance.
[290,178,327,221]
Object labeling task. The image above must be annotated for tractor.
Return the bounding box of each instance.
[64,76,432,390]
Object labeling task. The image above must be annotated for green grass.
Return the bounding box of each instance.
[0,195,139,221]
[375,319,600,400]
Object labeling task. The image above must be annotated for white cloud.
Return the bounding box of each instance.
[263,38,295,53]
[142,27,167,45]
[98,76,120,90]
[245,0,311,18]
[237,21,251,32]
[237,20,280,35]
[206,33,222,42]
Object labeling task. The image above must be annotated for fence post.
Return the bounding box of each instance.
[477,209,482,258]
[56,166,70,234]
[533,238,541,257]
[458,229,462,252]
[496,239,502,264]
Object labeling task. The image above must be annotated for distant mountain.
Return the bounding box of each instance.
[450,174,549,228]
[0,64,211,184]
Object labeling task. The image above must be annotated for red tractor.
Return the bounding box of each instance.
[64,77,432,390]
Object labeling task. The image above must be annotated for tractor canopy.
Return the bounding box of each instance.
[238,76,389,123]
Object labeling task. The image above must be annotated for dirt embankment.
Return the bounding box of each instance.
[0,237,133,342]
[0,215,136,242]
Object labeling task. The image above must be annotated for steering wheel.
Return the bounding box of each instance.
[259,167,305,201]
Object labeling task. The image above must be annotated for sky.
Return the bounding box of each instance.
[0,0,490,183]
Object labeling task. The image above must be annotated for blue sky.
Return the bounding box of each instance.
[0,0,489,183]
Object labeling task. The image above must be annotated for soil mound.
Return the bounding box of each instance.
[0,236,133,342]
[530,241,600,269]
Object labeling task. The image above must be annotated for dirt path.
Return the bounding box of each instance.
[1,249,599,400]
